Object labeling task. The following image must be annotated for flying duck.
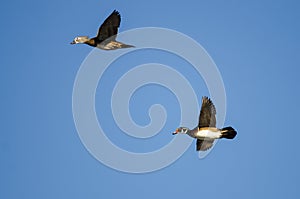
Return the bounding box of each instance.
[172,96,237,151]
[70,10,134,50]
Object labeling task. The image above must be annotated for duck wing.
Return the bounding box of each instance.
[198,96,216,128]
[96,10,121,42]
[196,139,214,151]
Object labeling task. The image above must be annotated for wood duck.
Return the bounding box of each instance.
[70,10,134,50]
[172,96,237,151]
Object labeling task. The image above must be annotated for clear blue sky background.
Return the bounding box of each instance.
[1,0,300,198]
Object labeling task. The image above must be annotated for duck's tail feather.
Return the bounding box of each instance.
[220,126,237,139]
[120,43,135,48]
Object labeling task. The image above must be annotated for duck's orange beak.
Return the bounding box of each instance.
[172,129,178,135]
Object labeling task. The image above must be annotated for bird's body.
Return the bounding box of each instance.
[71,10,134,50]
[96,40,134,50]
[193,127,222,139]
[172,96,237,151]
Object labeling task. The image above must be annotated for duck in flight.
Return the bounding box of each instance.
[70,10,134,50]
[172,96,237,151]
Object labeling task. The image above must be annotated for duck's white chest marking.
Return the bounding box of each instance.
[196,129,221,139]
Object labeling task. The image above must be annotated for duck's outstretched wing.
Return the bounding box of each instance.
[96,10,121,42]
[198,96,216,128]
[196,139,214,151]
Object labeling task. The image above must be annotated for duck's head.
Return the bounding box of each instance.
[172,127,189,135]
[70,36,89,44]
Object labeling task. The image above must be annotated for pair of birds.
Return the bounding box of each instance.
[71,10,237,151]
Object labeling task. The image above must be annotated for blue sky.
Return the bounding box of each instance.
[1,0,300,198]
